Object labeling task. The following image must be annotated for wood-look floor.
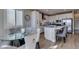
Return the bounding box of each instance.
[39,33,79,49]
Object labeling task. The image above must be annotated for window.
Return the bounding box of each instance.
[16,10,23,27]
[7,9,15,28]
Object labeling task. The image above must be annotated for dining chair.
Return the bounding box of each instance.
[56,26,67,43]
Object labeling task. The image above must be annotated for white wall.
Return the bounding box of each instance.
[30,11,42,28]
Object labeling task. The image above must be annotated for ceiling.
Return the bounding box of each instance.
[38,9,73,15]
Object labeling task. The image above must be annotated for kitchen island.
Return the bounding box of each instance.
[44,25,64,43]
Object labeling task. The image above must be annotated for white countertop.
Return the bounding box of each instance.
[43,25,64,30]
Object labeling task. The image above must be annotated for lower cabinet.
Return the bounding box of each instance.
[24,34,36,49]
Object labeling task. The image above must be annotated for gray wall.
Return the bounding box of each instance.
[0,9,5,39]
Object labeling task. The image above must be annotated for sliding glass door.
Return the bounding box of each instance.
[62,18,73,33]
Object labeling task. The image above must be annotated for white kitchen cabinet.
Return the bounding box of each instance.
[24,34,36,49]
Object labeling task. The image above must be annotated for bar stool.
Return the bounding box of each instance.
[56,26,67,43]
